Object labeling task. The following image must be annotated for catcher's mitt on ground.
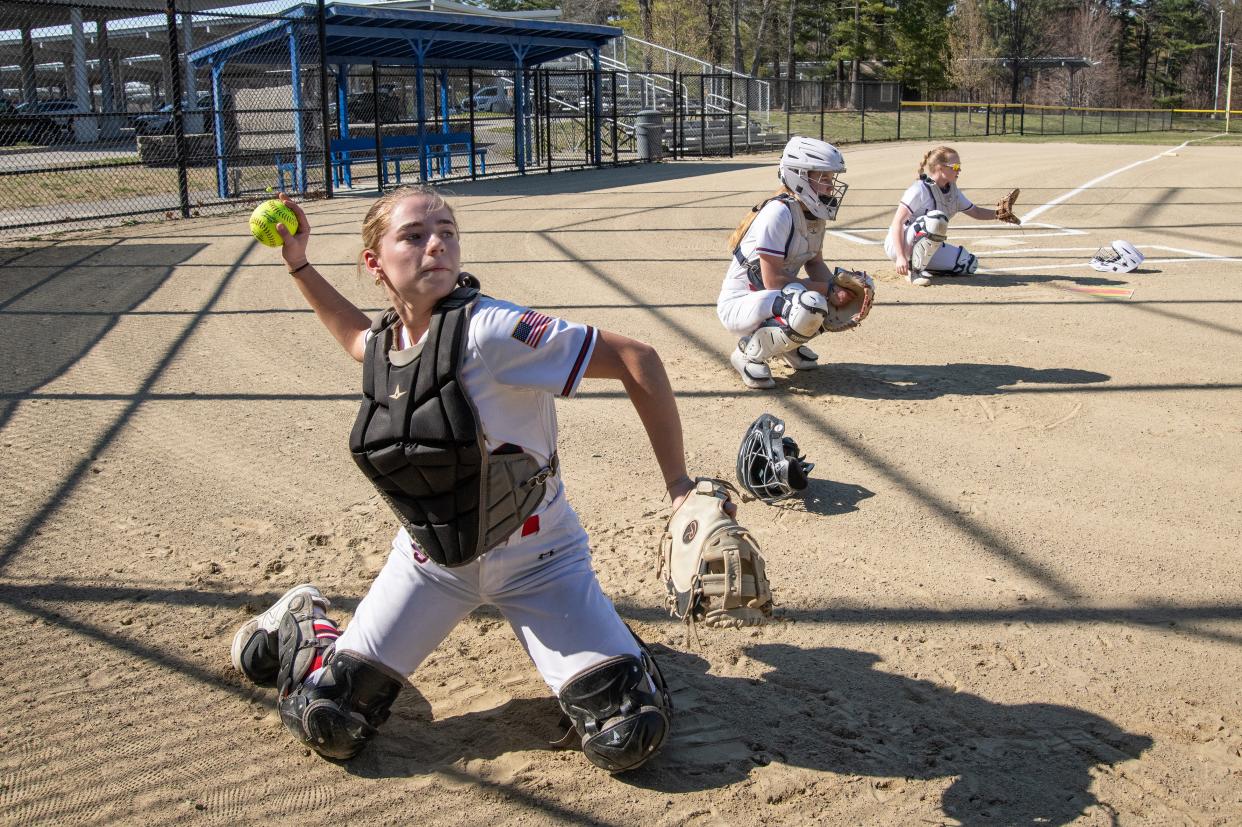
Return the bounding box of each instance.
[822,268,875,333]
[659,478,774,628]
[996,188,1021,225]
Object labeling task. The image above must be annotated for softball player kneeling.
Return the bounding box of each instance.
[231,186,703,773]
[885,145,1015,286]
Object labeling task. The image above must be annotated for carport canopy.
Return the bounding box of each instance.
[188,2,619,192]
[188,2,620,71]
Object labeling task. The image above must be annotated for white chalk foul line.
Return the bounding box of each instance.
[829,222,1084,246]
[1021,140,1194,222]
[980,245,1238,272]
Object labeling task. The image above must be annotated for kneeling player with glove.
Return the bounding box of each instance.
[884,145,1021,287]
[718,136,875,390]
[230,187,721,775]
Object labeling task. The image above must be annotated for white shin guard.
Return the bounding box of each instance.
[743,326,801,362]
[909,211,949,273]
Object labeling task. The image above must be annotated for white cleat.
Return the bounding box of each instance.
[781,346,820,371]
[730,348,776,389]
[231,583,328,683]
[908,271,932,287]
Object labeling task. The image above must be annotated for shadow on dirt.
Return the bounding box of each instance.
[628,644,1151,826]
[340,642,1149,826]
[0,241,199,431]
[783,362,1110,400]
[751,478,876,517]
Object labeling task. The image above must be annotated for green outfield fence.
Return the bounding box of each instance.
[2,0,1239,240]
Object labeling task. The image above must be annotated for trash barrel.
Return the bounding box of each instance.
[635,109,665,162]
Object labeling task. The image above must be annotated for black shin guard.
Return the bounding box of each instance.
[557,644,672,773]
[278,651,402,760]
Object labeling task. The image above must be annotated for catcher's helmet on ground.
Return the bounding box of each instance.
[736,413,814,503]
[778,136,849,220]
[1089,240,1144,273]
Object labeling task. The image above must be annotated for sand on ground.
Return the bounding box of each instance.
[2,138,1240,825]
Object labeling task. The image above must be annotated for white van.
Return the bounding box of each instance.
[461,86,512,114]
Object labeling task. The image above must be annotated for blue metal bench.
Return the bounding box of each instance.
[329,132,487,188]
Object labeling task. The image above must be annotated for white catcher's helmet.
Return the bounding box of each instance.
[779,136,848,221]
[1089,240,1144,273]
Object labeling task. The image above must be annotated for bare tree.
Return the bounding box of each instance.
[733,0,744,72]
[996,0,1057,102]
[1059,0,1120,106]
[638,0,654,70]
[949,0,999,101]
[749,0,776,76]
[786,0,798,101]
[560,0,618,26]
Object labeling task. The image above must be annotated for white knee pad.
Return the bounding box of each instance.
[910,210,949,272]
[743,326,799,361]
[773,283,829,343]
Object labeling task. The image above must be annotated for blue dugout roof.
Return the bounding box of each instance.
[189,2,621,70]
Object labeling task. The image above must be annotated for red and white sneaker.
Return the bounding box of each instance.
[231,584,329,686]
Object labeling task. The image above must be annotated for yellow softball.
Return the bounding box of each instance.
[249,199,299,248]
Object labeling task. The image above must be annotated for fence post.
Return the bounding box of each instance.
[730,74,735,157]
[784,77,791,141]
[699,74,706,158]
[953,104,957,137]
[317,0,332,197]
[819,78,825,141]
[927,103,932,138]
[616,70,625,162]
[985,104,991,136]
[468,68,477,177]
[165,0,190,215]
[1019,104,1025,135]
[895,96,900,139]
[860,86,866,142]
[371,61,383,188]
[672,70,679,160]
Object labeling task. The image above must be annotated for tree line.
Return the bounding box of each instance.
[483,0,1240,108]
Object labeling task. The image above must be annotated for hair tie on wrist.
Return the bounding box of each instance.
[288,261,311,275]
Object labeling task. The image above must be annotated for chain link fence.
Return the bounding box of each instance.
[0,2,1199,238]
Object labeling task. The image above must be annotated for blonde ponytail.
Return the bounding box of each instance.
[726,186,794,252]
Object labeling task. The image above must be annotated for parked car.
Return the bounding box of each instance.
[345,90,402,123]
[0,99,20,144]
[11,99,91,143]
[460,86,512,114]
[131,91,222,136]
[10,99,91,143]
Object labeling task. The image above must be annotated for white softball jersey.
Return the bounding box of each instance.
[898,177,974,221]
[335,296,642,694]
[717,199,825,337]
[884,178,977,270]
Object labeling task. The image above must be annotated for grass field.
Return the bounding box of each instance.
[1,107,1235,224]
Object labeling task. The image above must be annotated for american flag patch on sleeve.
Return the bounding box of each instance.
[511,310,555,348]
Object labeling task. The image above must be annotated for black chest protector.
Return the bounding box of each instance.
[348,283,555,567]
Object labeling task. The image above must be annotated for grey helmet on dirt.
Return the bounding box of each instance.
[778,136,849,220]
[736,413,814,503]
[1089,240,1144,273]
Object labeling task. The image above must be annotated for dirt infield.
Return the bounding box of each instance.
[2,138,1240,825]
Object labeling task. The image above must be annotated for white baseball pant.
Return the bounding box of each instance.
[334,492,641,694]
